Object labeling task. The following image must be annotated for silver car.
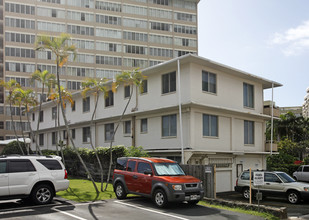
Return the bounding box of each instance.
[235,170,309,204]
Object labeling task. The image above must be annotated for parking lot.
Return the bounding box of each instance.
[217,191,309,219]
[0,197,263,220]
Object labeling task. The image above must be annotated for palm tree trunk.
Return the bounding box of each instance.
[26,105,36,154]
[35,85,45,155]
[18,104,27,154]
[89,93,104,192]
[56,59,99,194]
[9,99,24,155]
[104,86,134,191]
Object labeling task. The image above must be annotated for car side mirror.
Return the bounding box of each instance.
[144,170,153,176]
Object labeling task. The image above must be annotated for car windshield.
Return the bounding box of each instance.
[153,163,185,176]
[277,172,296,183]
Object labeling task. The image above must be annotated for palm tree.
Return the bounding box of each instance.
[0,80,24,155]
[35,33,99,194]
[31,69,55,154]
[19,88,38,154]
[81,77,108,191]
[11,89,28,154]
[105,69,146,190]
[49,85,74,164]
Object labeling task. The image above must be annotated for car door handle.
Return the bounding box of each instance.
[266,183,270,185]
[29,173,36,176]
[0,175,8,178]
[133,175,138,179]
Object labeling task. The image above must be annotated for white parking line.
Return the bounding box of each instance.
[52,207,88,220]
[114,200,189,220]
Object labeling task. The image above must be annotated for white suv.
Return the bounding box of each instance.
[0,155,69,205]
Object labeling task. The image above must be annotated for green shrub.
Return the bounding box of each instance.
[1,141,33,155]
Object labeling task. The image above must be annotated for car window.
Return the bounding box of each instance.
[137,162,152,174]
[297,166,303,172]
[116,158,128,170]
[304,166,309,172]
[240,172,251,180]
[127,161,136,172]
[265,173,281,183]
[37,159,62,170]
[8,160,36,173]
[0,161,7,173]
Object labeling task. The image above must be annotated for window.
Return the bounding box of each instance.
[202,71,216,94]
[39,134,44,146]
[39,110,44,122]
[0,161,7,173]
[105,90,114,107]
[124,85,130,98]
[141,118,147,133]
[141,80,148,94]
[304,166,309,172]
[83,97,90,112]
[71,129,75,139]
[105,123,114,141]
[8,160,35,172]
[162,71,176,94]
[0,121,3,129]
[162,114,176,137]
[244,120,254,145]
[72,101,76,111]
[32,113,35,121]
[127,161,136,172]
[52,107,57,120]
[82,127,90,143]
[203,114,218,137]
[52,132,57,145]
[124,121,131,135]
[137,162,152,174]
[243,83,254,108]
[264,173,281,183]
[37,159,62,170]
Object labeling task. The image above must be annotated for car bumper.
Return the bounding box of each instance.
[234,186,243,193]
[167,190,204,202]
[300,191,309,200]
[55,180,70,192]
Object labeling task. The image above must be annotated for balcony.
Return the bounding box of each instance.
[265,142,278,152]
[263,106,280,117]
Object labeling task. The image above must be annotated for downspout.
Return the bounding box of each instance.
[270,82,274,155]
[177,60,184,164]
[131,85,138,147]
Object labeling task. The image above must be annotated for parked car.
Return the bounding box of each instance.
[293,165,309,182]
[113,157,204,208]
[0,155,69,205]
[235,170,309,204]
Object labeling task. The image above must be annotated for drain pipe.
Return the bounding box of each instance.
[177,59,184,164]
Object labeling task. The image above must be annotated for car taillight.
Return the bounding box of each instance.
[236,179,238,186]
[64,169,68,179]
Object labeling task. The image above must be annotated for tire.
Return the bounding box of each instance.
[287,190,300,204]
[153,189,168,208]
[115,182,127,200]
[31,184,54,205]
[242,188,251,200]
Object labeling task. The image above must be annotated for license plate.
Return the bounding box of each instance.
[190,195,198,200]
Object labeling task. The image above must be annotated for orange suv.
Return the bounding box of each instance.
[113,157,204,208]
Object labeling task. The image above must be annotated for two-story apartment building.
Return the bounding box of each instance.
[31,54,282,192]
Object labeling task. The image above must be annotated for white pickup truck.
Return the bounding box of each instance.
[293,165,309,182]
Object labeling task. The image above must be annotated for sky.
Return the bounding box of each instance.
[198,0,309,107]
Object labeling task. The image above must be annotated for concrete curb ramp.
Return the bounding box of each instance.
[204,197,287,219]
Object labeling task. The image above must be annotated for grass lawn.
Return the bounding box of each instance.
[57,178,278,220]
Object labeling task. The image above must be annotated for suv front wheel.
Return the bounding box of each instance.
[242,187,251,199]
[31,184,54,205]
[153,189,168,208]
[287,190,300,204]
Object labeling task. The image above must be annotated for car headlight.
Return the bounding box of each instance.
[304,187,309,191]
[172,185,182,191]
[200,182,203,189]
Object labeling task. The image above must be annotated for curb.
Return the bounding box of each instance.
[203,197,288,219]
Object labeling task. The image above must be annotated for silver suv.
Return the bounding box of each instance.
[0,155,69,205]
[235,170,309,204]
